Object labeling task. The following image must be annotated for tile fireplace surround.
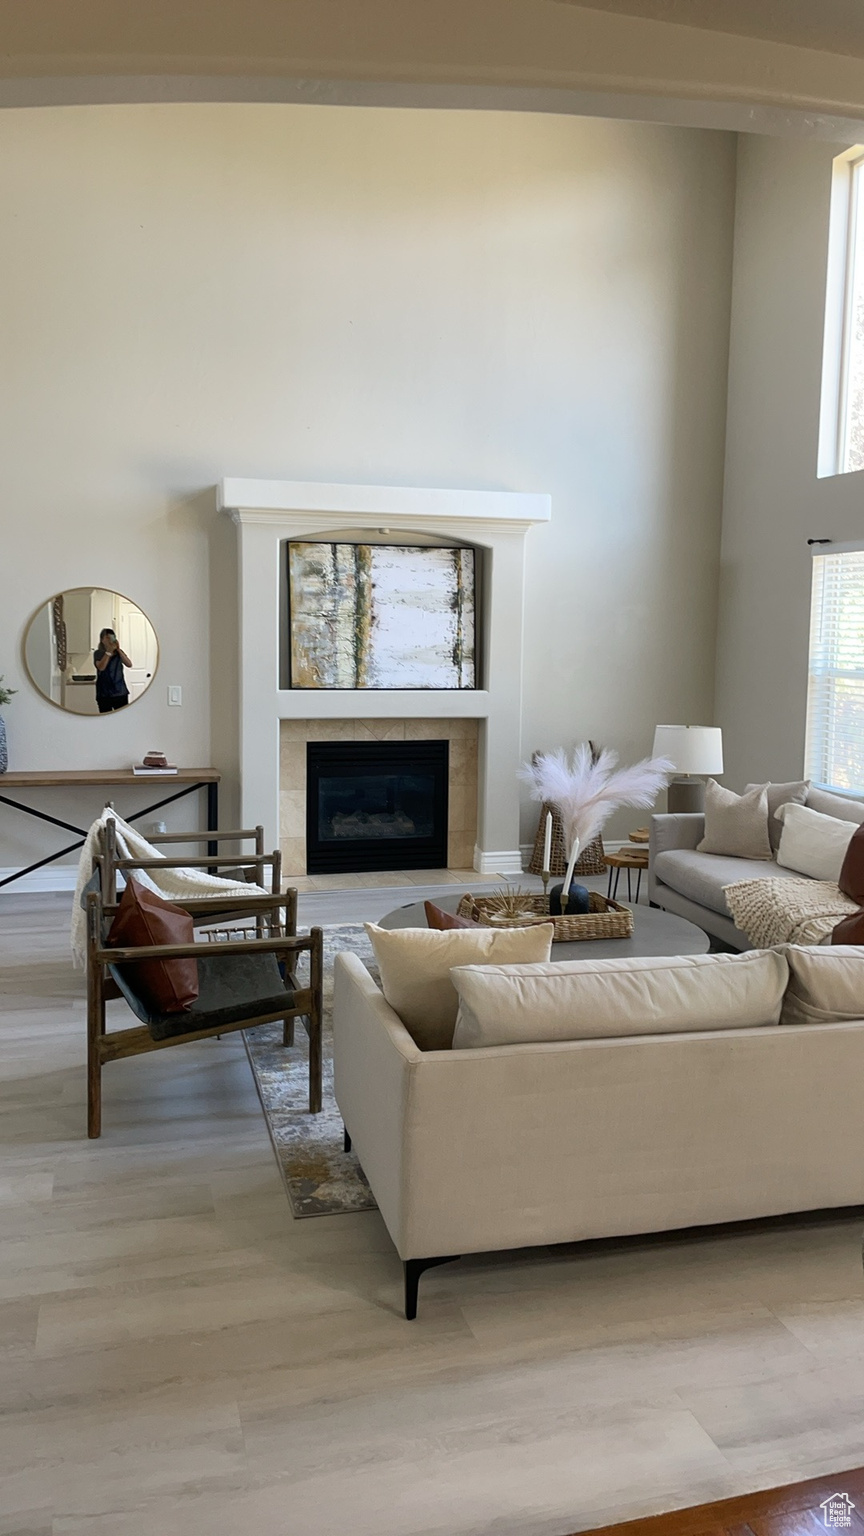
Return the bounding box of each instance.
[280,717,479,875]
[219,479,551,875]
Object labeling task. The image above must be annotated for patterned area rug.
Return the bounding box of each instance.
[243,923,381,1218]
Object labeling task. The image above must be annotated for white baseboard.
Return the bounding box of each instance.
[473,847,525,877]
[0,866,78,894]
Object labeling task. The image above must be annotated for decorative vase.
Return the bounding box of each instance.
[0,714,7,774]
[549,881,591,916]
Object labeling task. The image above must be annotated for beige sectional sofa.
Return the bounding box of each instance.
[333,943,864,1316]
[649,785,864,948]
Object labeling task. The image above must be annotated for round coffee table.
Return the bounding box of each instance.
[377,895,709,961]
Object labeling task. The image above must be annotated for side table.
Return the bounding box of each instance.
[605,847,649,904]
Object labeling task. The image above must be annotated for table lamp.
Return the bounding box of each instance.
[652,725,723,814]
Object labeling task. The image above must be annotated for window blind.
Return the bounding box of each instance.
[805,545,864,792]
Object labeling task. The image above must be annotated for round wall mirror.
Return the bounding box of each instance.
[23,589,159,715]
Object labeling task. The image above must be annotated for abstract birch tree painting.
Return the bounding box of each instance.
[288,543,475,689]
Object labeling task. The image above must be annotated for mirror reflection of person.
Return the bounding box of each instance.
[93,628,131,713]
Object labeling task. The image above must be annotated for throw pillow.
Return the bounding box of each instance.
[831,908,864,945]
[838,824,864,904]
[781,943,864,1025]
[364,921,554,1050]
[805,786,864,825]
[775,802,858,883]
[697,780,772,860]
[107,877,199,1014]
[745,780,809,853]
[450,949,789,1050]
[423,900,479,931]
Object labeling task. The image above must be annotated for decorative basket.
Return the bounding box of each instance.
[456,890,633,943]
[526,801,606,878]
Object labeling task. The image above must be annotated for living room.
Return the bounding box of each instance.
[2,4,864,1534]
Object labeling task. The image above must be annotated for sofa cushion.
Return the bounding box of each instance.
[450,949,789,1049]
[805,786,864,825]
[776,802,858,882]
[838,824,864,904]
[697,780,772,861]
[781,944,864,1026]
[653,848,801,917]
[364,921,554,1050]
[746,780,809,852]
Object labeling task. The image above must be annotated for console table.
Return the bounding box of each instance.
[0,769,220,890]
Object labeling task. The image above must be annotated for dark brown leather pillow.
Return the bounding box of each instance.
[831,908,864,945]
[424,900,479,931]
[107,878,199,1013]
[838,824,864,905]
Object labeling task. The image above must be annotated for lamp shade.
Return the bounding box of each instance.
[652,725,723,776]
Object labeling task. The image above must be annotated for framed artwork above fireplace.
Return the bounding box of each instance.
[287,541,476,690]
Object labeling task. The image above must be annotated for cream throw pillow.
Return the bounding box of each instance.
[781,944,864,1026]
[364,922,554,1050]
[697,779,772,860]
[450,949,789,1049]
[775,801,858,882]
[745,780,809,853]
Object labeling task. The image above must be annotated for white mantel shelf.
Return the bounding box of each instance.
[219,478,550,527]
[222,476,551,874]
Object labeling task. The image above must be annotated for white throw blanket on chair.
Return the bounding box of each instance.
[71,808,270,966]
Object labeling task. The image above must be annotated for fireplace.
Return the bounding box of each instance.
[306,739,449,874]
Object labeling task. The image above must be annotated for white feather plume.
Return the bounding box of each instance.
[520,744,673,853]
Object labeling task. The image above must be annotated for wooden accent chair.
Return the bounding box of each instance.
[98,817,282,909]
[85,882,323,1138]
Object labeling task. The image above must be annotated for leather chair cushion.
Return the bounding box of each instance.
[106,878,199,1015]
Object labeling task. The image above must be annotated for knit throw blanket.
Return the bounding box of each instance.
[723,876,858,948]
[71,809,269,967]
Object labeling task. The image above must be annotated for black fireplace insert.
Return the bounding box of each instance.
[306,739,449,874]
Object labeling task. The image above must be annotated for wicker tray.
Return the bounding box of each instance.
[456,891,634,943]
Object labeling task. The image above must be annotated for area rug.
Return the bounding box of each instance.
[243,923,381,1218]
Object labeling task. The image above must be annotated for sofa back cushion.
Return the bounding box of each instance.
[775,802,858,882]
[781,944,864,1025]
[450,949,789,1050]
[697,780,772,860]
[364,921,554,1050]
[745,780,809,852]
[805,786,864,825]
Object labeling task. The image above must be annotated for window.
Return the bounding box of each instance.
[805,544,864,792]
[820,147,864,477]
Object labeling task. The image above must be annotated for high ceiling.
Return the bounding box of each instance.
[569,0,864,60]
[1,0,864,131]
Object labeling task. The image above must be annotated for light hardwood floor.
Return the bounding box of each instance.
[2,888,864,1536]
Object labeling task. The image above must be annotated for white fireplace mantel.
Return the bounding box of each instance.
[220,478,551,874]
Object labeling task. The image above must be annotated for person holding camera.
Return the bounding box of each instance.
[93,628,131,713]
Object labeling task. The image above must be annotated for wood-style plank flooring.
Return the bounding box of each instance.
[582,1464,864,1536]
[2,888,864,1536]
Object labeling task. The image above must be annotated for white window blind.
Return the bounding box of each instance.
[805,545,864,792]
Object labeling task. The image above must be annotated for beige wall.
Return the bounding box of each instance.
[715,134,864,793]
[0,103,735,871]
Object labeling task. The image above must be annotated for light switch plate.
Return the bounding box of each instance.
[168,685,182,706]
